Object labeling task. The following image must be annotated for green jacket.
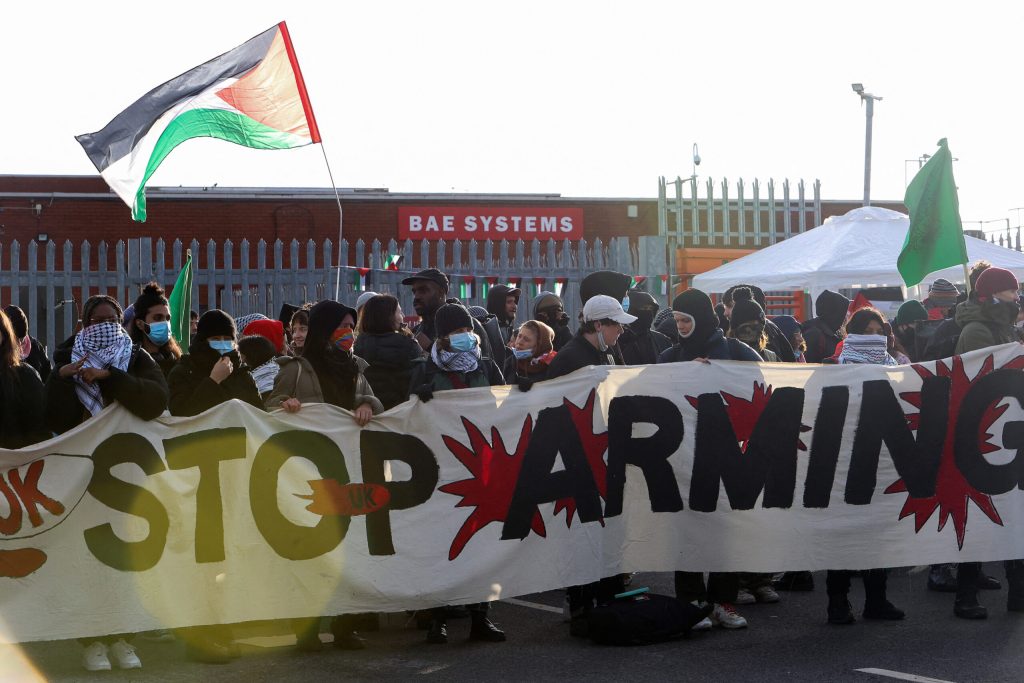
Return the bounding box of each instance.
[954,299,1017,355]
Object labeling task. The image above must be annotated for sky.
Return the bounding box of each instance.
[4,1,1023,236]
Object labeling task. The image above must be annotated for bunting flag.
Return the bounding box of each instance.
[352,267,371,291]
[481,277,500,298]
[553,277,568,298]
[630,275,647,290]
[660,275,670,296]
[459,276,475,300]
[531,277,546,299]
[849,291,872,315]
[508,277,522,291]
[383,254,402,271]
[167,250,193,353]
[76,22,320,222]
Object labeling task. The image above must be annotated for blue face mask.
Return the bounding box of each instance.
[449,332,478,352]
[209,339,235,356]
[145,320,171,346]
[622,297,630,313]
[513,347,534,360]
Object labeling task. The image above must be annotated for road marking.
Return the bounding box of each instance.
[417,664,450,675]
[504,597,564,614]
[855,668,956,683]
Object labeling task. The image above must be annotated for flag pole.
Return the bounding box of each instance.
[318,144,345,301]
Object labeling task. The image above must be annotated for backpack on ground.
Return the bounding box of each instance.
[586,593,712,646]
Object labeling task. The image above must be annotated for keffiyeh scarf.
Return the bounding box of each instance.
[431,341,481,373]
[72,322,133,415]
[838,333,898,366]
[250,359,280,395]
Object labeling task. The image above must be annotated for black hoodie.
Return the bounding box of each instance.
[802,290,850,363]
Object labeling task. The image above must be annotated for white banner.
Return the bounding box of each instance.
[3,344,1024,642]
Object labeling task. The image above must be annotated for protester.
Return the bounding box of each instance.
[189,309,199,339]
[923,278,960,320]
[406,302,506,644]
[288,306,310,356]
[802,290,850,363]
[483,283,521,366]
[617,290,672,365]
[234,312,267,332]
[722,283,796,361]
[532,291,573,351]
[265,300,383,651]
[951,267,1024,620]
[403,268,493,358]
[355,290,380,316]
[544,295,634,636]
[714,302,730,332]
[921,261,989,362]
[0,310,48,449]
[579,270,632,306]
[243,318,287,356]
[772,315,806,363]
[892,300,929,363]
[3,304,51,383]
[654,307,679,344]
[354,294,425,410]
[128,283,183,376]
[503,319,557,389]
[46,294,168,671]
[237,335,279,400]
[468,305,491,324]
[821,306,905,623]
[727,288,777,361]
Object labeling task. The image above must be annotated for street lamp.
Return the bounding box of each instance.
[662,143,701,306]
[852,83,883,206]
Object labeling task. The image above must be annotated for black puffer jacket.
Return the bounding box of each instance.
[23,338,52,384]
[167,348,263,416]
[617,326,673,365]
[46,335,169,434]
[353,332,426,410]
[0,364,49,448]
[546,332,618,380]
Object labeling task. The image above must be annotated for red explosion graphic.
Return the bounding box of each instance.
[686,381,810,452]
[885,353,1024,549]
[439,389,607,560]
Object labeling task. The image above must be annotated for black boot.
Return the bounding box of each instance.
[863,599,905,620]
[827,597,855,625]
[775,571,814,591]
[927,564,958,592]
[469,614,506,642]
[1006,561,1024,611]
[954,593,988,620]
[426,620,448,644]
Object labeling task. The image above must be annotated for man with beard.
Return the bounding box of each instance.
[532,291,573,351]
[483,284,521,366]
[402,268,492,359]
[802,290,851,363]
[617,289,672,365]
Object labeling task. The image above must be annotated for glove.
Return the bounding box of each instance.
[517,376,534,393]
[413,383,434,403]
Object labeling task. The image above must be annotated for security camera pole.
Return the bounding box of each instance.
[851,83,883,206]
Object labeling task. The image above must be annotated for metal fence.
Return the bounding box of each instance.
[0,236,641,359]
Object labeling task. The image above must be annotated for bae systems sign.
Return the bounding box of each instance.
[398,206,584,240]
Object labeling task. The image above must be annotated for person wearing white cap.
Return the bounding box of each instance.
[355,291,381,313]
[543,294,636,637]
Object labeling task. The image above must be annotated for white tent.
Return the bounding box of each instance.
[690,206,1024,311]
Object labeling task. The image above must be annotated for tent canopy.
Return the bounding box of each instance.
[690,206,1024,309]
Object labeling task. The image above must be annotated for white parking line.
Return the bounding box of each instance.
[504,597,564,614]
[855,668,956,683]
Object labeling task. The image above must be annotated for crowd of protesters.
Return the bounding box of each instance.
[2,260,1023,670]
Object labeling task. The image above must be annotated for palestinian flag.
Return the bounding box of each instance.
[76,22,320,222]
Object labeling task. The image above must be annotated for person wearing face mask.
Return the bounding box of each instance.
[167,310,263,417]
[951,267,1024,620]
[617,290,672,365]
[128,283,182,376]
[2,305,51,383]
[891,300,929,363]
[405,302,506,644]
[772,315,807,363]
[502,319,557,390]
[45,295,168,672]
[726,288,777,362]
[237,335,279,400]
[722,283,795,362]
[802,290,851,363]
[532,291,573,351]
[546,295,635,381]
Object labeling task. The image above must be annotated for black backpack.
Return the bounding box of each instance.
[587,594,712,646]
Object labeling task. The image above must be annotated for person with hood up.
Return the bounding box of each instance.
[168,310,263,417]
[722,283,795,362]
[402,268,493,359]
[617,289,672,365]
[502,319,557,390]
[483,284,521,365]
[532,291,573,350]
[407,302,506,644]
[3,305,51,383]
[727,288,777,362]
[772,315,806,362]
[46,294,168,672]
[825,307,905,625]
[128,283,182,377]
[891,300,929,363]
[653,307,679,344]
[658,289,758,630]
[802,290,851,363]
[0,309,48,448]
[266,300,382,651]
[950,266,1024,620]
[354,294,425,410]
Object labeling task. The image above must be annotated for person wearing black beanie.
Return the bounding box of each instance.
[722,284,795,362]
[728,288,777,361]
[579,270,632,305]
[802,290,851,363]
[618,290,672,364]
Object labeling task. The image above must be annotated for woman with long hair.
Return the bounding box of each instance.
[128,282,182,376]
[353,294,424,410]
[0,309,48,448]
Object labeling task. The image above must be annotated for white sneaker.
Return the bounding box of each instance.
[81,641,111,671]
[754,585,780,603]
[110,639,142,669]
[734,588,756,605]
[711,602,748,629]
[690,601,712,631]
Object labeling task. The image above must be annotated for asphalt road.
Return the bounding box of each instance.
[9,565,1024,683]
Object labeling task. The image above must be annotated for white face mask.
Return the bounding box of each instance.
[595,323,609,352]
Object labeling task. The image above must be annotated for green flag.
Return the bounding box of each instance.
[168,250,193,353]
[897,138,969,287]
